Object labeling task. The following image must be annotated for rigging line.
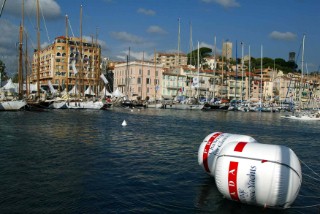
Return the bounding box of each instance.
[298,194,320,199]
[39,1,51,43]
[300,159,320,178]
[289,204,320,209]
[302,172,320,182]
[0,0,6,19]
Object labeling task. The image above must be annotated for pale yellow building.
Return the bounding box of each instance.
[30,36,101,94]
[113,61,163,101]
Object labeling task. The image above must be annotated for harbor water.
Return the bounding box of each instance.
[0,109,319,213]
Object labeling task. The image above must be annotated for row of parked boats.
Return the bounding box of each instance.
[1,90,320,121]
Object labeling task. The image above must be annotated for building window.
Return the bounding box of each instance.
[148,70,150,75]
[146,78,150,85]
[137,77,141,84]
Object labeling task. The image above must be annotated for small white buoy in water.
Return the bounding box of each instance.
[122,120,127,126]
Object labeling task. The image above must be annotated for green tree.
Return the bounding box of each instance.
[187,47,212,67]
[0,60,8,82]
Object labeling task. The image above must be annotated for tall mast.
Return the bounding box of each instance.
[197,41,200,97]
[25,31,29,97]
[36,0,40,98]
[248,45,251,101]
[154,48,157,100]
[65,15,69,91]
[189,22,193,66]
[177,18,180,66]
[141,51,144,99]
[299,34,305,110]
[213,36,216,101]
[79,4,83,96]
[18,0,24,99]
[235,40,237,100]
[0,0,6,19]
[221,40,224,88]
[241,42,244,102]
[260,45,263,108]
[18,24,23,99]
[96,27,101,95]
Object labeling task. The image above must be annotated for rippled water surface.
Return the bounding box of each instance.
[0,109,319,213]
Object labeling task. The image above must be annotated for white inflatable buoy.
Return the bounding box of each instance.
[122,120,127,126]
[198,132,258,176]
[214,141,301,208]
[198,132,302,209]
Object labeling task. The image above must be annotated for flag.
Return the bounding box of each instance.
[48,80,56,94]
[192,77,199,88]
[71,60,78,74]
[100,74,108,84]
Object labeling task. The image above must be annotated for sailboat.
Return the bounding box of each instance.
[0,2,27,111]
[162,42,204,110]
[281,35,320,120]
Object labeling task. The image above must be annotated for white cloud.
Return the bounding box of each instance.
[137,8,156,16]
[4,0,61,19]
[0,20,20,76]
[147,25,167,34]
[201,0,240,8]
[199,42,213,50]
[110,31,144,44]
[116,50,154,61]
[83,36,107,50]
[269,31,297,41]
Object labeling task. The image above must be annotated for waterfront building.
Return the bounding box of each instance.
[154,52,187,68]
[289,52,296,62]
[30,36,101,94]
[113,61,163,101]
[222,41,232,60]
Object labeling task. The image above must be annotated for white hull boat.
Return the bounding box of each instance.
[161,103,204,110]
[66,100,105,109]
[0,100,27,111]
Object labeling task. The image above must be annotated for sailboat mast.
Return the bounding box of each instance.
[241,42,244,102]
[235,40,237,100]
[177,18,180,66]
[25,31,29,97]
[18,24,23,99]
[65,14,69,92]
[197,41,200,97]
[248,45,251,101]
[141,51,144,99]
[299,34,305,109]
[0,0,6,19]
[154,48,157,100]
[213,36,216,101]
[79,4,83,96]
[189,22,192,66]
[260,45,263,108]
[96,27,101,95]
[36,0,40,98]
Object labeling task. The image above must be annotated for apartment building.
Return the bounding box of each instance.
[30,36,101,93]
[154,52,187,68]
[113,61,163,101]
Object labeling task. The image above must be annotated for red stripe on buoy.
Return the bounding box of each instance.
[228,161,240,201]
[234,142,247,152]
[203,132,222,173]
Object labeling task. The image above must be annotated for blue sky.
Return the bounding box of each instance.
[1,0,320,77]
